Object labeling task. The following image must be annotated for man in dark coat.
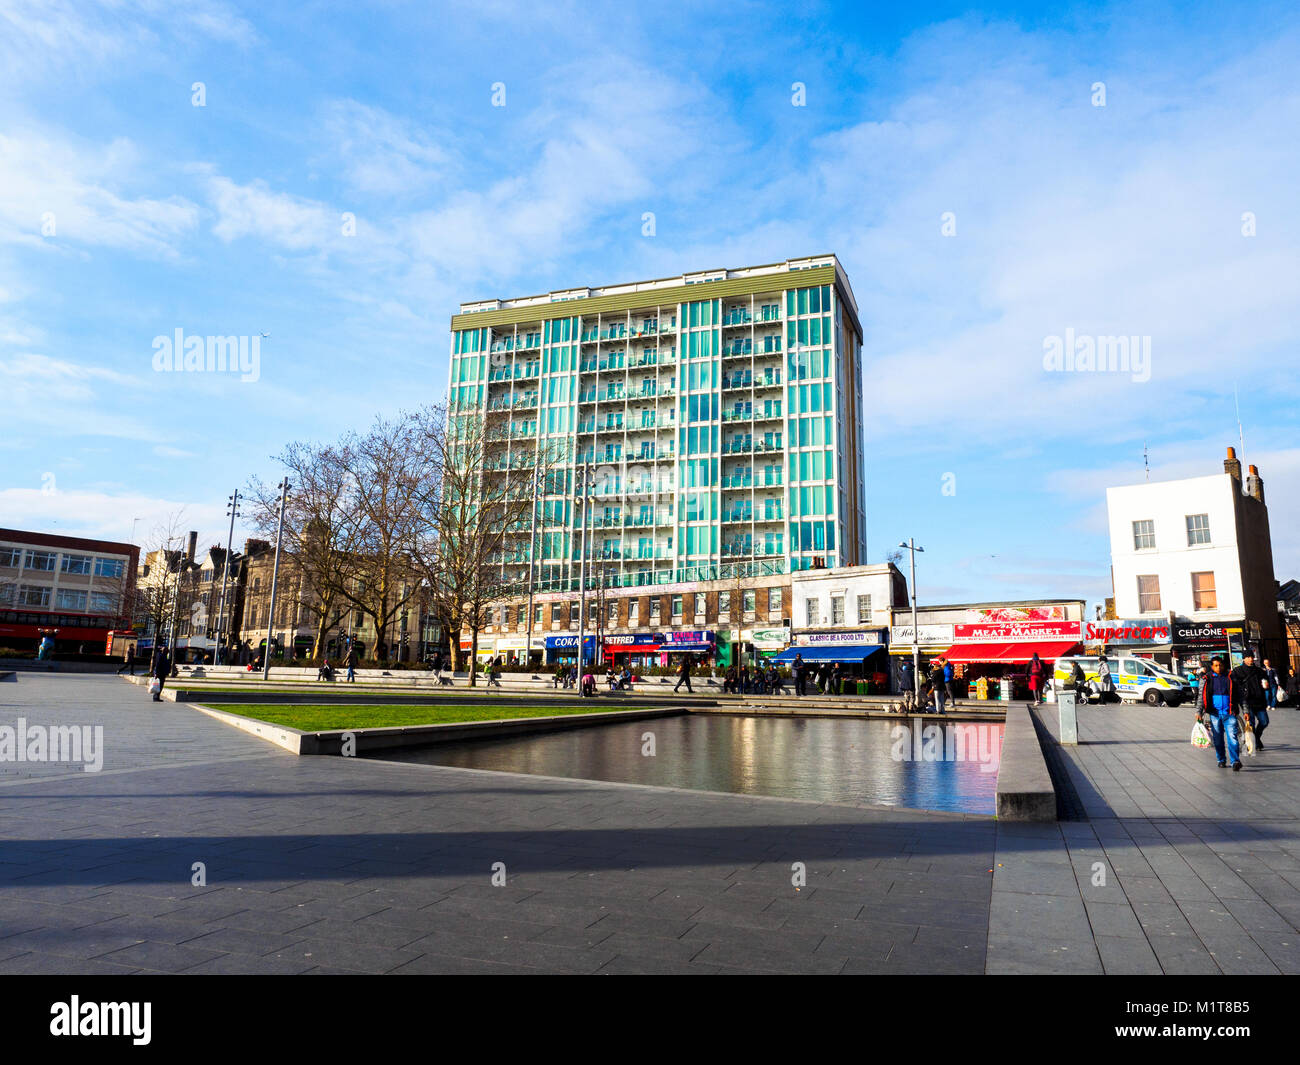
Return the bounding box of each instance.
[150,647,170,701]
[673,654,693,694]
[1232,652,1270,749]
[793,653,806,696]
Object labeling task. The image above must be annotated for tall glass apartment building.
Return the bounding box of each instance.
[447,255,867,596]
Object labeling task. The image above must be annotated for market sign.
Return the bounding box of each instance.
[795,629,886,646]
[1084,620,1171,645]
[889,623,955,645]
[952,620,1081,642]
[662,630,714,645]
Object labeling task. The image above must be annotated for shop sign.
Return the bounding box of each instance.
[1172,622,1246,648]
[889,623,955,645]
[604,634,661,646]
[952,620,1081,642]
[795,629,886,646]
[663,630,714,645]
[750,627,791,649]
[1084,620,1172,645]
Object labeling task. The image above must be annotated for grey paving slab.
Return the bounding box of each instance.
[4,674,1299,975]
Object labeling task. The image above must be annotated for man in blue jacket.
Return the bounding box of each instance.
[1198,656,1241,771]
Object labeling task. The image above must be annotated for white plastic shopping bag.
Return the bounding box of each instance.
[1190,720,1211,749]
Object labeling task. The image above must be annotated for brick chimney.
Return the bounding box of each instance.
[186,530,198,563]
[1224,446,1242,481]
[1245,463,1265,504]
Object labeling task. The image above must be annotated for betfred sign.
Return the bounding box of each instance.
[1085,620,1171,645]
[952,620,1081,642]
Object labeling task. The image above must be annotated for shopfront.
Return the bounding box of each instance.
[661,630,716,666]
[775,632,889,684]
[602,633,662,670]
[1171,621,1247,671]
[941,620,1083,700]
[545,634,597,666]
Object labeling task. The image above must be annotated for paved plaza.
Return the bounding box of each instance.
[1,673,1297,974]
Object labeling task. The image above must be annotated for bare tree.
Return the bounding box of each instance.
[248,440,361,660]
[331,414,424,662]
[410,404,558,686]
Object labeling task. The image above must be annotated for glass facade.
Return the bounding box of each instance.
[448,261,866,595]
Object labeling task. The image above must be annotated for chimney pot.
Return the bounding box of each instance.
[1227,446,1236,459]
[1248,464,1258,475]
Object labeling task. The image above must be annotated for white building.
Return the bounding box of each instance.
[1106,447,1282,663]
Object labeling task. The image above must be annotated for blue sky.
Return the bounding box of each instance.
[2,0,1297,611]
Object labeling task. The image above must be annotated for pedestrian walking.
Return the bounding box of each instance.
[1232,652,1269,749]
[115,647,136,676]
[343,643,359,683]
[793,653,807,697]
[1263,659,1281,710]
[1199,656,1242,770]
[149,647,170,702]
[1027,653,1046,706]
[1095,653,1115,703]
[674,654,694,694]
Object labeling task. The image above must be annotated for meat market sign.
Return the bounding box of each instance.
[1084,620,1172,645]
[952,621,1081,642]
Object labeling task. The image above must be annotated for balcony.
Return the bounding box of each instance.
[722,310,752,328]
[754,406,782,421]
[722,474,753,489]
[722,507,754,523]
[722,408,753,423]
[722,374,752,390]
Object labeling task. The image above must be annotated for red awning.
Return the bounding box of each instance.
[943,640,1081,665]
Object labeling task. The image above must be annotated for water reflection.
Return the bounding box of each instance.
[376,715,1004,815]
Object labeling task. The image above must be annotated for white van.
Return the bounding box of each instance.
[1053,655,1190,706]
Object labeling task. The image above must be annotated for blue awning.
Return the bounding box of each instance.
[773,644,888,664]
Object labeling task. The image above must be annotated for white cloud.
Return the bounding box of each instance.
[0,131,199,256]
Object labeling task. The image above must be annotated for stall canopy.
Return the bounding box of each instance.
[773,644,888,664]
[942,640,1081,664]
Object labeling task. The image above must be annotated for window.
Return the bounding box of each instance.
[569,602,579,623]
[62,554,93,575]
[1136,575,1161,613]
[19,585,51,606]
[830,594,845,625]
[650,598,661,620]
[743,590,756,614]
[806,597,820,626]
[56,589,88,610]
[1132,520,1155,550]
[25,550,56,571]
[1192,571,1217,610]
[671,595,682,618]
[0,548,20,567]
[94,557,125,579]
[857,594,872,624]
[719,591,731,616]
[1186,514,1211,546]
[0,584,12,603]
[608,601,618,622]
[769,588,783,614]
[694,593,706,617]
[629,599,639,623]
[534,604,543,624]
[247,606,258,627]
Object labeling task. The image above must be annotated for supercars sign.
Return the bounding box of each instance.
[1085,620,1172,645]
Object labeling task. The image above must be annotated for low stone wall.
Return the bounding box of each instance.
[994,704,1057,821]
[187,702,687,756]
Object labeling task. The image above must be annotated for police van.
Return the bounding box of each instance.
[1053,655,1191,706]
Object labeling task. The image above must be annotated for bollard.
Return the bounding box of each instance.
[1058,689,1078,745]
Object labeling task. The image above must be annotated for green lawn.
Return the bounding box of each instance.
[211,701,643,731]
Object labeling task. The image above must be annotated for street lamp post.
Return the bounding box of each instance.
[899,539,925,702]
[575,463,595,686]
[262,478,290,681]
[215,489,241,665]
[525,466,541,670]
